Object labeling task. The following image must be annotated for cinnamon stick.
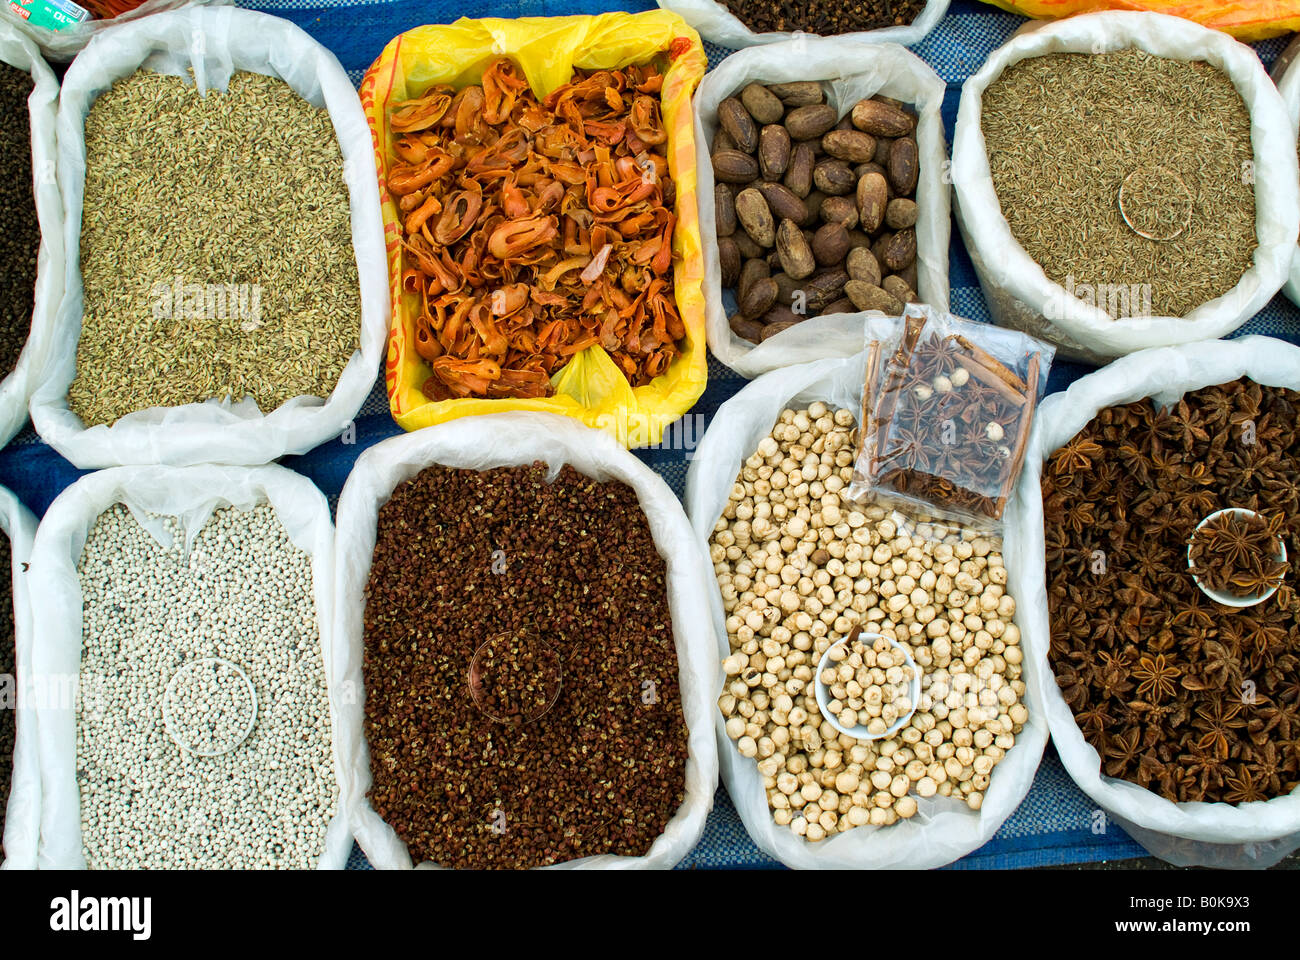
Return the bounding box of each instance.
[859,339,881,459]
[955,334,1027,393]
[869,313,927,479]
[957,354,1026,408]
[995,352,1040,518]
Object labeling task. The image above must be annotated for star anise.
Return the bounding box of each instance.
[1132,654,1181,702]
[1222,767,1269,804]
[1103,727,1142,777]
[1044,379,1300,805]
[1192,700,1246,760]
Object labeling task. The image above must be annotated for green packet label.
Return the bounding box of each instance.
[8,0,90,30]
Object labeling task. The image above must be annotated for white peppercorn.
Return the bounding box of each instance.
[76,504,336,869]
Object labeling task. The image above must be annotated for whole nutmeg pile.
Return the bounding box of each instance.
[363,463,688,869]
[711,404,1027,840]
[712,82,921,344]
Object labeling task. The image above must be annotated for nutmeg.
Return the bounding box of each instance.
[856,171,889,234]
[783,142,815,198]
[884,197,918,230]
[850,98,915,138]
[712,149,759,184]
[735,187,776,248]
[718,235,741,287]
[715,183,737,236]
[718,97,758,154]
[845,280,903,314]
[887,136,919,196]
[766,81,824,107]
[813,158,856,196]
[776,218,816,280]
[755,180,809,226]
[784,103,837,141]
[822,129,877,164]
[758,124,792,181]
[741,83,785,125]
[811,222,850,267]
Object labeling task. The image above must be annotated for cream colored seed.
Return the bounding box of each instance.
[709,405,1025,841]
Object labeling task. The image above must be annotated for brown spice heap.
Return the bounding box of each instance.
[0,533,11,858]
[1043,379,1300,804]
[0,64,38,381]
[982,50,1257,319]
[363,463,688,868]
[718,0,926,34]
[1190,511,1288,599]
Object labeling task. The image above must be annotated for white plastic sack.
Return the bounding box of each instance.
[26,463,351,869]
[0,484,38,870]
[684,349,1049,868]
[698,38,950,378]
[1,0,230,62]
[29,5,389,469]
[1271,34,1300,308]
[655,0,950,50]
[0,23,61,451]
[1008,336,1300,868]
[951,12,1300,362]
[334,413,718,869]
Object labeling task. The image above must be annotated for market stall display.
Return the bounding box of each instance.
[27,464,348,870]
[334,414,717,869]
[685,347,1047,869]
[28,6,387,468]
[0,22,61,452]
[695,38,948,378]
[0,0,1298,875]
[1011,336,1300,868]
[952,13,1299,362]
[361,12,707,448]
[0,485,35,870]
[656,0,949,49]
[1270,33,1300,308]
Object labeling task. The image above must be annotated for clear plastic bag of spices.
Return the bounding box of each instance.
[848,304,1054,527]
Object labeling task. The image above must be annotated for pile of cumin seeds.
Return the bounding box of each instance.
[70,70,360,427]
[981,49,1257,319]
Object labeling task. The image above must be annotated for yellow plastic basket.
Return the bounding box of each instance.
[361,12,708,447]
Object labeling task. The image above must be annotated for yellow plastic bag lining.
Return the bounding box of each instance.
[977,0,1300,42]
[360,12,708,448]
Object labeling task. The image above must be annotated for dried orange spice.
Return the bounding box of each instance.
[388,58,686,401]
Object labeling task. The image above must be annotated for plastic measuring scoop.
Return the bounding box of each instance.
[163,657,258,757]
[815,628,921,741]
[468,631,563,724]
[1188,507,1288,608]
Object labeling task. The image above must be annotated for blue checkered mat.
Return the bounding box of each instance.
[8,0,1297,869]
